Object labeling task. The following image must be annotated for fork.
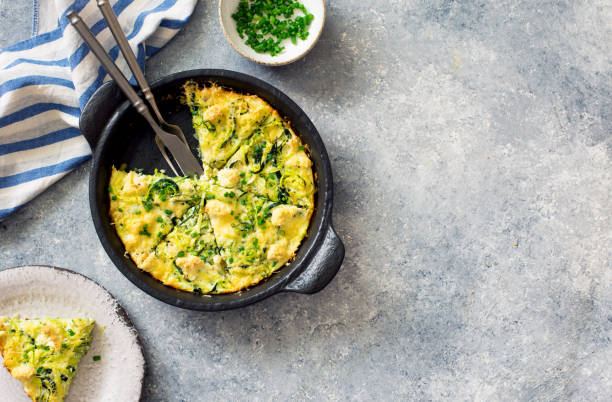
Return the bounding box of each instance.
[67,10,203,176]
[96,0,189,176]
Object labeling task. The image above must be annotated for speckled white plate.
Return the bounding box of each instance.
[219,0,325,65]
[0,266,145,402]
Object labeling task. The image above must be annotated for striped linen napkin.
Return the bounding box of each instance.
[0,0,197,220]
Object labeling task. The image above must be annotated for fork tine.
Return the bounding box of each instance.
[155,136,182,176]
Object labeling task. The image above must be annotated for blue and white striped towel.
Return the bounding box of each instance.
[0,0,197,220]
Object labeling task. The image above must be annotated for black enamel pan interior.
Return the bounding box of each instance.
[82,69,344,311]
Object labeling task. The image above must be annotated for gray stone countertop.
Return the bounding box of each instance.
[1,1,610,401]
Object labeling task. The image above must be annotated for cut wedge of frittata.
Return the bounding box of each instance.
[0,316,95,402]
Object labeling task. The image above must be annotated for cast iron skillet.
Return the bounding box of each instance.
[81,69,344,311]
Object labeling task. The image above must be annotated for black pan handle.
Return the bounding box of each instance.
[282,224,345,294]
[80,81,125,149]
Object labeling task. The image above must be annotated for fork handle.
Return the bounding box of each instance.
[67,11,146,112]
[96,0,165,124]
[68,10,203,176]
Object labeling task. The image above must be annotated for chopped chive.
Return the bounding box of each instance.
[93,355,101,361]
[231,0,314,56]
[139,224,151,236]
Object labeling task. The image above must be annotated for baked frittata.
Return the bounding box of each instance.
[0,316,95,402]
[108,82,315,294]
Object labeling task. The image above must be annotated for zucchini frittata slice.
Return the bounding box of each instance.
[185,81,315,209]
[108,82,315,294]
[109,168,201,266]
[184,81,271,168]
[0,316,95,402]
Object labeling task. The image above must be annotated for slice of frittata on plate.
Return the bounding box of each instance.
[0,316,95,402]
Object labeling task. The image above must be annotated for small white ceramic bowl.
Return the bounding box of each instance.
[219,0,325,66]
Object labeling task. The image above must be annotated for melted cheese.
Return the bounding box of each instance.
[217,167,240,187]
[108,83,315,294]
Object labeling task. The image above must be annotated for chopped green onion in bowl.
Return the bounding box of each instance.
[219,0,326,65]
[231,0,315,56]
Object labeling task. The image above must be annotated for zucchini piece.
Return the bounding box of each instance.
[202,121,216,131]
[281,173,309,197]
[247,142,266,173]
[277,186,289,203]
[177,205,199,228]
[174,261,185,276]
[146,178,179,201]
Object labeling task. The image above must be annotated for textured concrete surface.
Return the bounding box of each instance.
[1,1,611,401]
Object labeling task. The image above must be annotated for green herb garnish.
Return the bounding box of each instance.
[139,224,151,237]
[232,0,314,56]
